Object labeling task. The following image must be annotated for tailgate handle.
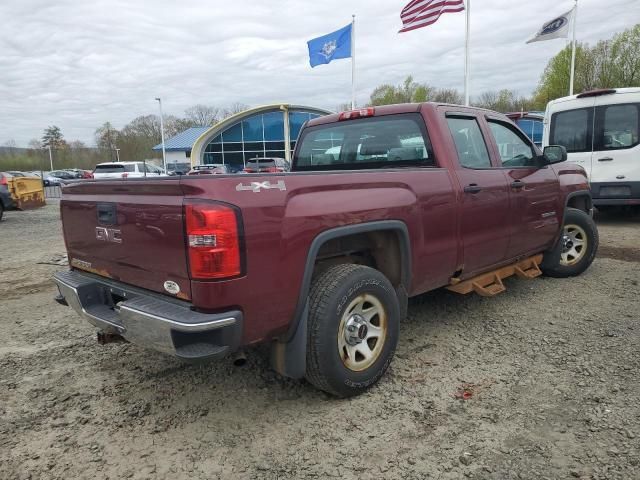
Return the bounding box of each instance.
[97,203,117,225]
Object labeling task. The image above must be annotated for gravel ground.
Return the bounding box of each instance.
[1,204,639,480]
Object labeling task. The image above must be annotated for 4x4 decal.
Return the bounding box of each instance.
[235,180,286,193]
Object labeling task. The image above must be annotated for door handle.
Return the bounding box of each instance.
[598,157,614,162]
[511,180,525,189]
[463,184,482,194]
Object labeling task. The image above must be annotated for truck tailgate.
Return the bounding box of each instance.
[60,180,191,300]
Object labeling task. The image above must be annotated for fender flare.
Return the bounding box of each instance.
[270,220,412,379]
[564,190,593,216]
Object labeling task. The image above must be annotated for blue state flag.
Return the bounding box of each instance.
[307,23,352,68]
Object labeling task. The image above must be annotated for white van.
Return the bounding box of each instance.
[93,162,165,180]
[542,87,640,210]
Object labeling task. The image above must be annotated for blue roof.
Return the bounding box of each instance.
[153,127,209,151]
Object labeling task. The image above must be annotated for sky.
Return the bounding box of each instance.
[1,0,638,146]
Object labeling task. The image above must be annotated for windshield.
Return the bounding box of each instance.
[294,113,435,171]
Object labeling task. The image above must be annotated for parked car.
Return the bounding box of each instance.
[543,87,640,211]
[54,103,597,398]
[243,157,290,173]
[64,168,93,179]
[187,164,231,175]
[49,170,76,181]
[0,172,17,220]
[166,162,192,176]
[42,173,63,186]
[93,162,164,179]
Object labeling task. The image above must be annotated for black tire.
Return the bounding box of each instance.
[305,264,400,398]
[0,203,4,222]
[541,208,598,278]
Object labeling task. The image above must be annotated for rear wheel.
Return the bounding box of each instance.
[0,202,4,222]
[541,208,598,278]
[305,264,400,397]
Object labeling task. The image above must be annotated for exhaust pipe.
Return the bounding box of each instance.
[97,331,127,345]
[231,350,247,367]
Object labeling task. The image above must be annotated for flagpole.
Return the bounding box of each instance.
[463,0,470,106]
[351,14,356,109]
[569,0,578,95]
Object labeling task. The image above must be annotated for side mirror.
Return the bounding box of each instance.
[542,145,567,165]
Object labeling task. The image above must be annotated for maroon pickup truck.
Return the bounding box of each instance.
[54,103,598,397]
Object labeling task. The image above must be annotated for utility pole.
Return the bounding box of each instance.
[155,97,167,171]
[47,145,53,171]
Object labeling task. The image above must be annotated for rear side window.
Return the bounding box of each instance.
[550,108,593,153]
[596,103,639,150]
[446,117,491,168]
[95,164,124,173]
[294,113,435,170]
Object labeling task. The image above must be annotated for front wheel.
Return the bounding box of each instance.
[541,208,598,278]
[305,264,400,397]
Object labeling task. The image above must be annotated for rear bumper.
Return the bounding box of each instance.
[591,181,640,206]
[53,270,243,361]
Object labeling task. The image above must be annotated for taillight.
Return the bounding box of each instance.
[185,203,242,280]
[339,107,375,121]
[0,176,7,186]
[266,166,278,173]
[121,172,128,178]
[243,168,252,173]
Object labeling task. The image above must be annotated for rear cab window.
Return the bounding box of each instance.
[95,164,136,173]
[294,113,435,170]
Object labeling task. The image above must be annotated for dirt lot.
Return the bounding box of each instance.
[1,204,639,480]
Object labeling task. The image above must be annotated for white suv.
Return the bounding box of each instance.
[93,162,165,180]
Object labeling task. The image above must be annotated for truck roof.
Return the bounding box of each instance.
[306,102,505,128]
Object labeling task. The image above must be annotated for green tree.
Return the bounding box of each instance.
[41,125,66,149]
[609,24,640,86]
[533,24,640,106]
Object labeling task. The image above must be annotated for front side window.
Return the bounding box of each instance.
[446,117,491,168]
[597,104,639,150]
[295,113,435,170]
[550,108,592,153]
[488,121,537,167]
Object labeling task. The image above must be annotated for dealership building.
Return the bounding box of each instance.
[154,104,332,171]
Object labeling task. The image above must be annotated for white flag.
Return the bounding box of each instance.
[526,8,575,44]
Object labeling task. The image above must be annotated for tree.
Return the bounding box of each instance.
[95,122,119,161]
[3,139,17,156]
[369,76,432,106]
[184,104,220,126]
[42,125,66,149]
[222,102,249,118]
[609,24,640,86]
[533,24,640,107]
[432,88,464,105]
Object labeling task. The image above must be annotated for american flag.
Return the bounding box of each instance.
[399,0,465,33]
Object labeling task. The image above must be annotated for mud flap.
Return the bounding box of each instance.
[270,302,308,379]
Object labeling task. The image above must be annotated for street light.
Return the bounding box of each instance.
[155,97,167,171]
[115,148,121,162]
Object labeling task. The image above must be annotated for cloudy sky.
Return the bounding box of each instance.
[1,0,638,146]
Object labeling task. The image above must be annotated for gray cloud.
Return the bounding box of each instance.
[1,0,638,145]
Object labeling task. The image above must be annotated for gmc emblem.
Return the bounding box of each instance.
[95,226,122,243]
